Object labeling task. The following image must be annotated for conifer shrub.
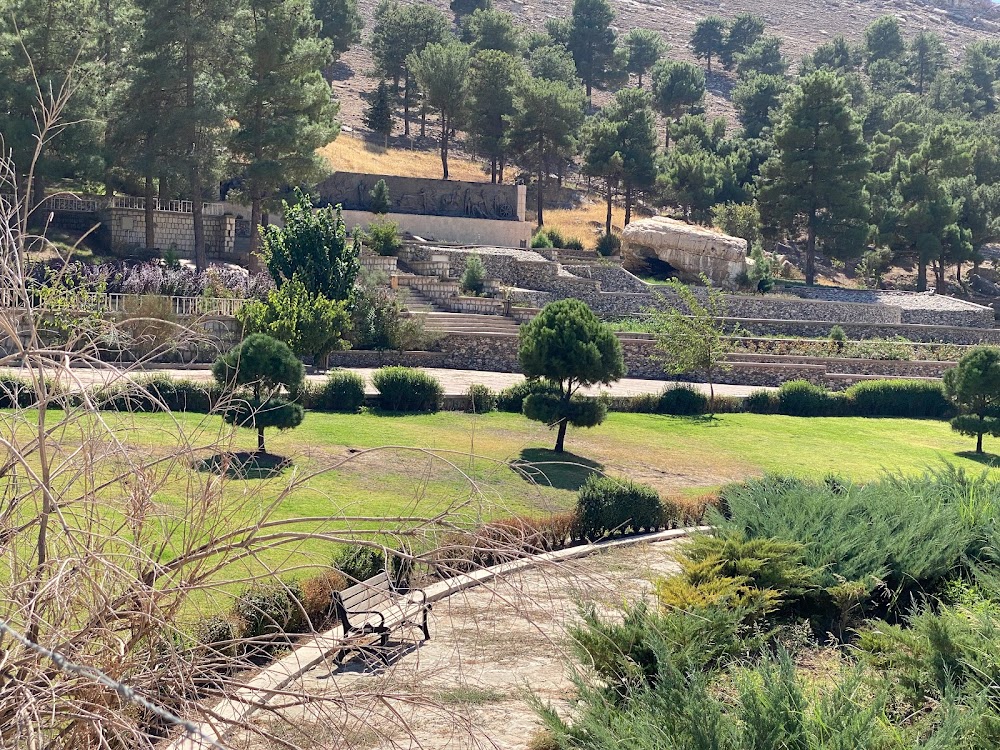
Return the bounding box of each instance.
[333,545,387,583]
[530,231,554,249]
[307,370,366,413]
[233,581,306,652]
[576,474,663,539]
[596,233,621,256]
[496,380,560,412]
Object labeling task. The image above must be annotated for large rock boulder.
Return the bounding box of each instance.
[622,216,750,286]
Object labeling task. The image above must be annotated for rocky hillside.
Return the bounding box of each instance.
[331,0,999,135]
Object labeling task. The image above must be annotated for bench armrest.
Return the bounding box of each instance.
[345,609,386,628]
[408,588,428,606]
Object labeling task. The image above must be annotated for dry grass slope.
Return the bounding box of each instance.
[319,134,488,183]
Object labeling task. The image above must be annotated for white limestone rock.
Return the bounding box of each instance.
[622,216,750,286]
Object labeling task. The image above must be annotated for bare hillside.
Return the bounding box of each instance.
[331,0,1000,136]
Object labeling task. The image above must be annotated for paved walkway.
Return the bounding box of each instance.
[1,365,765,398]
[230,541,681,750]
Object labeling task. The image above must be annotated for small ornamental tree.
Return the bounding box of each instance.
[213,334,306,453]
[646,277,741,414]
[262,189,361,301]
[518,299,625,453]
[943,346,1000,454]
[369,178,391,214]
[364,81,394,147]
[460,254,487,295]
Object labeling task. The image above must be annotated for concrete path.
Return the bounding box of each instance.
[228,541,681,750]
[1,365,765,398]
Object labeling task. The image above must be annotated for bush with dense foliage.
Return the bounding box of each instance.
[459,254,487,295]
[576,474,663,539]
[466,383,497,413]
[530,230,554,249]
[658,385,709,415]
[845,379,951,418]
[944,346,1000,454]
[595,233,621,256]
[233,581,306,653]
[372,366,443,412]
[305,370,366,413]
[496,380,561,412]
[365,217,403,256]
[776,379,841,416]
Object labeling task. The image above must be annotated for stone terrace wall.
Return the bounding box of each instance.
[787,287,994,328]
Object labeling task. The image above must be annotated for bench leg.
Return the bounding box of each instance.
[421,607,431,641]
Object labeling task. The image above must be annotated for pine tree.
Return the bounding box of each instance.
[365,80,395,147]
[734,36,787,79]
[690,16,726,74]
[230,0,338,271]
[722,12,764,70]
[863,15,905,69]
[624,29,666,88]
[733,73,788,139]
[567,0,620,98]
[466,50,524,183]
[408,41,470,179]
[507,75,586,226]
[909,30,947,96]
[461,8,521,55]
[651,59,705,148]
[757,71,871,286]
[313,0,363,59]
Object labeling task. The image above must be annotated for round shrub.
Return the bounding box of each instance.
[496,380,560,412]
[845,379,951,419]
[563,237,585,252]
[466,383,497,413]
[531,231,554,249]
[743,389,777,414]
[544,227,565,248]
[576,474,663,539]
[233,581,305,648]
[333,544,386,583]
[299,570,348,627]
[658,386,708,416]
[777,380,837,417]
[596,233,621,257]
[311,371,366,413]
[372,366,443,412]
[193,614,239,660]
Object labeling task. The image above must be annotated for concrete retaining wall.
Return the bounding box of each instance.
[341,210,532,249]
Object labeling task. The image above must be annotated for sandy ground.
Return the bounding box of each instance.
[228,541,683,750]
[0,364,766,398]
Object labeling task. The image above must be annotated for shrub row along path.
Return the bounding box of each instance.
[230,540,681,750]
[2,365,766,398]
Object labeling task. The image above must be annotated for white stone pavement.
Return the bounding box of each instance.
[1,365,767,398]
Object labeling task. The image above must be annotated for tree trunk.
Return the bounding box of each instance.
[536,135,545,226]
[499,158,505,184]
[249,196,262,272]
[586,79,592,100]
[420,99,427,139]
[605,181,613,236]
[491,158,497,184]
[144,168,156,250]
[191,170,206,271]
[440,115,449,179]
[805,220,816,286]
[185,28,206,271]
[554,417,568,453]
[707,54,712,74]
[159,173,169,202]
[624,183,633,226]
[977,431,983,454]
[638,72,643,88]
[557,160,563,188]
[403,74,411,136]
[957,262,962,283]
[917,256,928,292]
[258,426,265,454]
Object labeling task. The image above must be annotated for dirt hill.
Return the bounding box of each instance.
[331,0,1000,135]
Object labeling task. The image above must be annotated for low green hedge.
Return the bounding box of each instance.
[305,371,366,413]
[844,379,951,419]
[576,474,663,540]
[371,366,443,413]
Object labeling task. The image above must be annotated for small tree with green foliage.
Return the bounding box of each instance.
[624,29,666,88]
[646,277,740,414]
[238,277,350,366]
[365,218,402,256]
[943,346,1000,454]
[314,0,363,57]
[408,40,470,179]
[213,334,306,453]
[364,81,394,147]
[262,190,361,300]
[518,299,625,452]
[460,254,487,295]
[651,60,705,148]
[690,16,726,74]
[369,179,391,214]
[567,0,621,98]
[722,12,765,70]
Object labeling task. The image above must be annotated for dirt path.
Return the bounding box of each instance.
[231,541,682,750]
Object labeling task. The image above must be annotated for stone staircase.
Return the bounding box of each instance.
[421,312,521,335]
[399,287,444,314]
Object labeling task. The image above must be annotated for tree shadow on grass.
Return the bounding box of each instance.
[955,450,1000,468]
[510,448,603,492]
[193,451,292,480]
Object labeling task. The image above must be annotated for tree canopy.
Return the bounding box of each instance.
[944,346,1000,454]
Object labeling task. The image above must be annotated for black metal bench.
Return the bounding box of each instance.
[332,572,430,664]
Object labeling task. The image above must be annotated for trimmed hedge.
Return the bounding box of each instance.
[306,371,366,413]
[844,379,951,419]
[659,386,709,416]
[466,383,497,413]
[777,380,842,417]
[371,366,443,413]
[576,474,663,540]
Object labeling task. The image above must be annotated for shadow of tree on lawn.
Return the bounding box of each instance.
[956,450,1000,467]
[193,451,292,480]
[510,448,603,492]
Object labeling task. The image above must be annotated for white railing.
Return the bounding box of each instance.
[0,290,247,318]
[110,196,226,216]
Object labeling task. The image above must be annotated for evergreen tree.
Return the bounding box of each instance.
[408,40,470,179]
[944,346,1000,454]
[528,44,580,87]
[230,0,337,270]
[722,12,765,70]
[582,119,624,236]
[313,0,363,58]
[364,79,395,147]
[734,36,787,79]
[567,0,620,98]
[461,8,521,55]
[733,73,788,139]
[466,49,524,183]
[690,16,726,74]
[863,15,905,69]
[507,75,586,226]
[369,178,391,213]
[624,29,666,88]
[757,71,871,285]
[659,144,725,224]
[369,0,448,137]
[132,0,236,270]
[908,30,947,96]
[651,59,705,147]
[805,35,858,74]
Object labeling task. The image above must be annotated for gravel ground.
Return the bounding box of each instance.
[229,540,683,750]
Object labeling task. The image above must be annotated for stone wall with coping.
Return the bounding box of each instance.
[341,210,532,248]
[107,207,237,260]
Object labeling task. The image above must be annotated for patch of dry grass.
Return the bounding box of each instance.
[318,134,488,182]
[542,202,626,250]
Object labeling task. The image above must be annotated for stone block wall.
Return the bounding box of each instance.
[107,207,237,259]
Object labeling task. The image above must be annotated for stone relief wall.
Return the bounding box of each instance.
[317,172,525,222]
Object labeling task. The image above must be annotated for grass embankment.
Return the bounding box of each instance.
[318,134,487,182]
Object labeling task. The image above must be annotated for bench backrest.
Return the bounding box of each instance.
[334,572,394,626]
